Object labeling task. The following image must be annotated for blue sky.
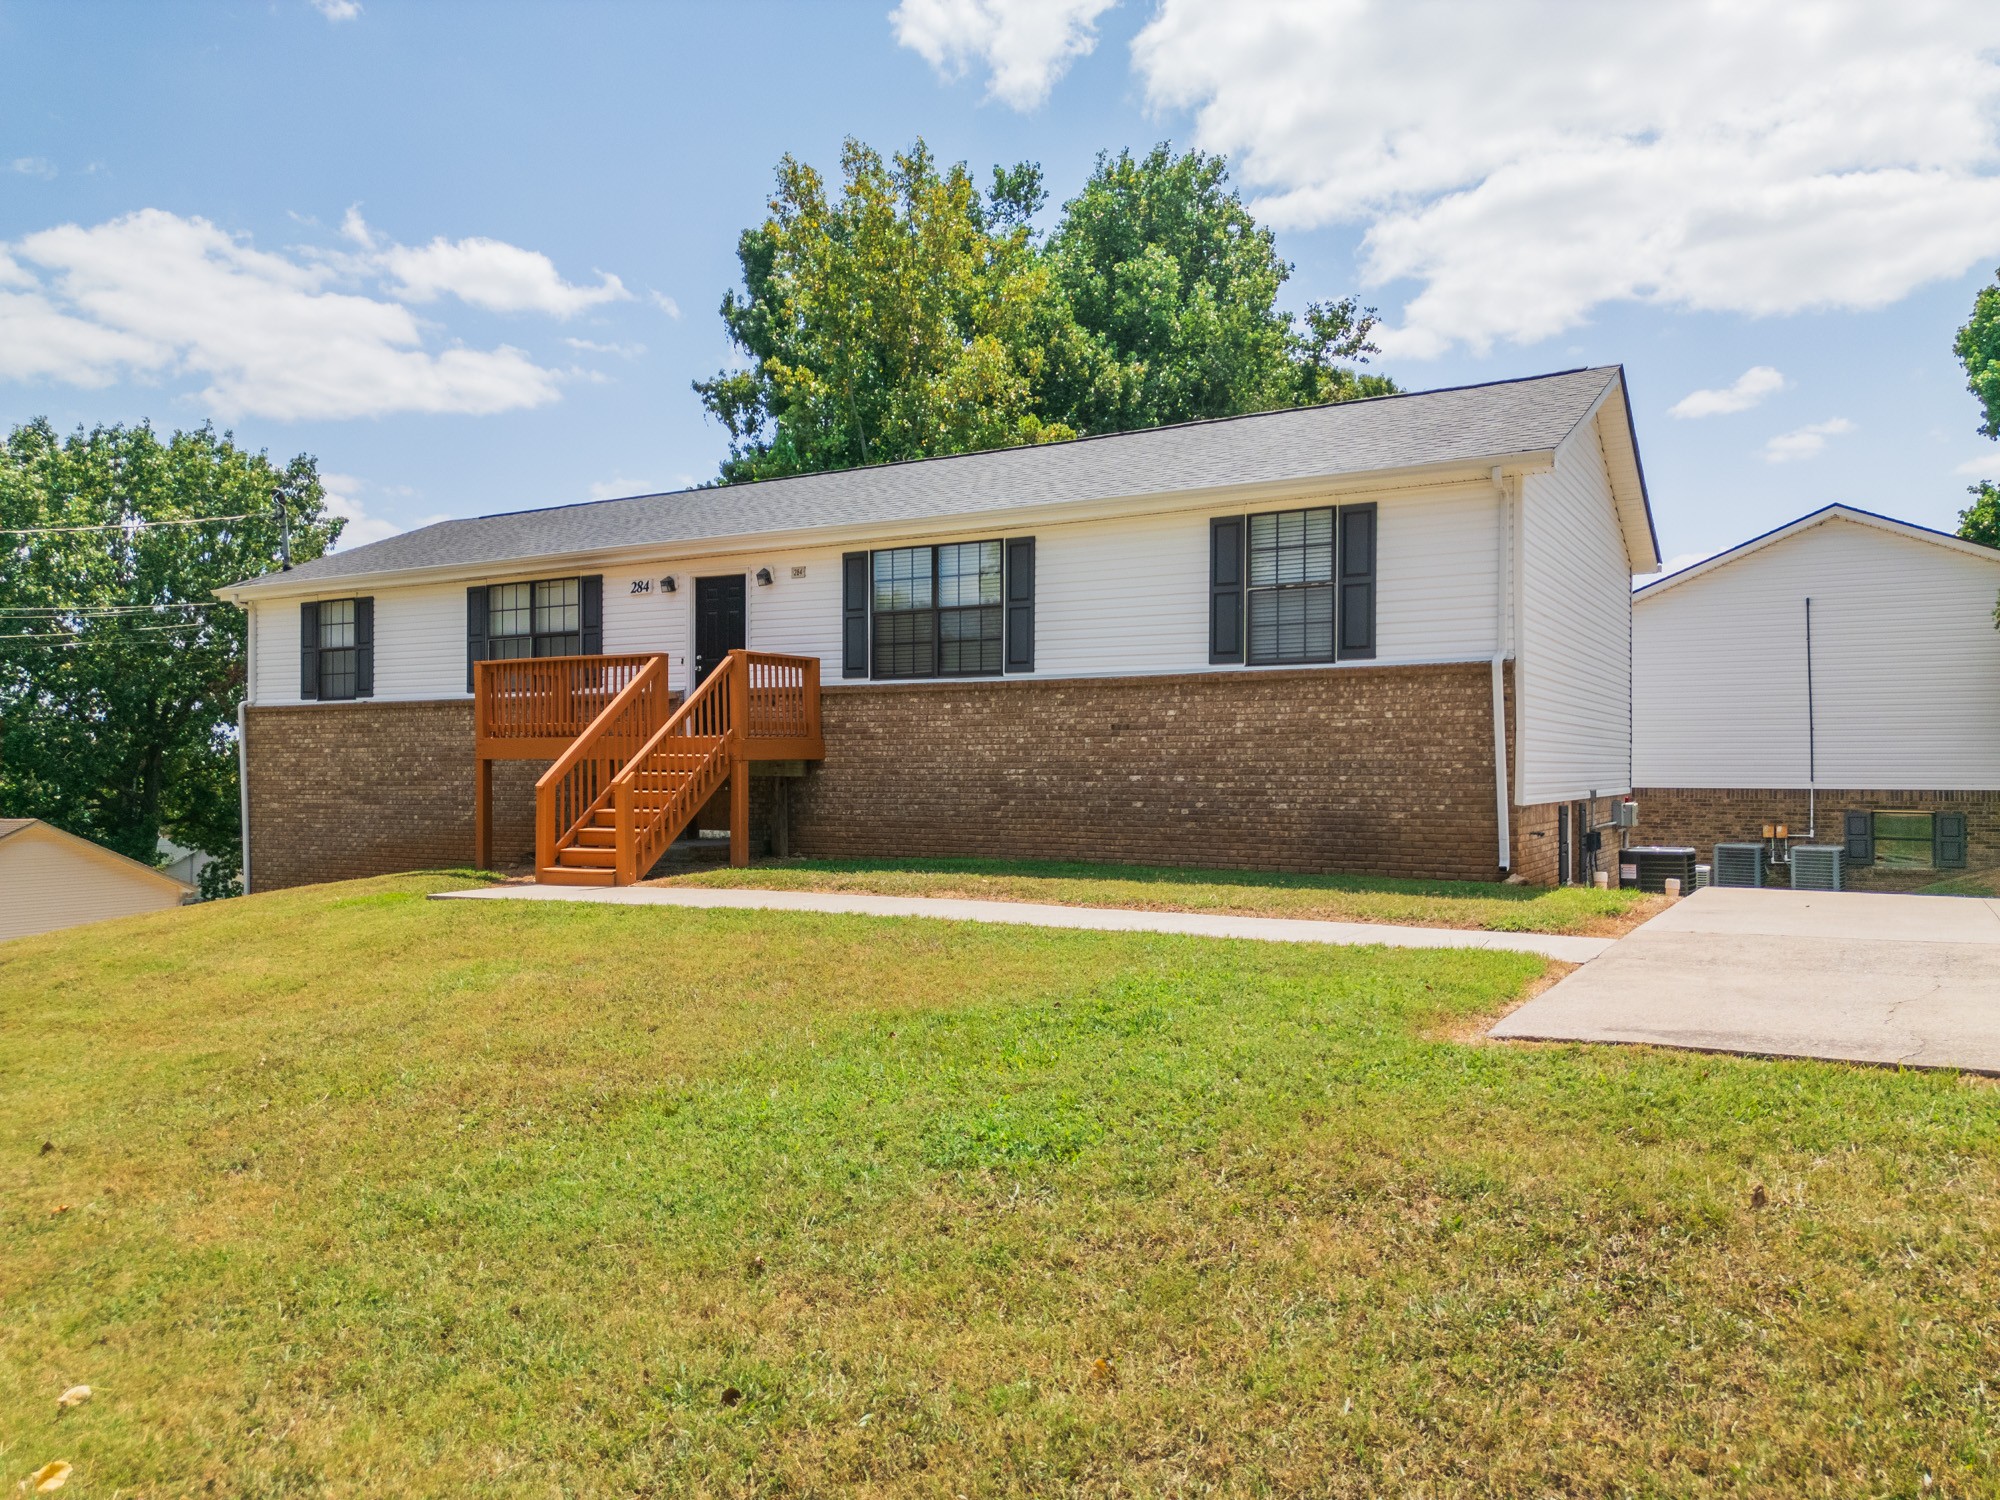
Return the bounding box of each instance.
[3,0,1998,574]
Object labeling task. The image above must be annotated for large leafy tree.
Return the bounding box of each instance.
[0,420,339,894]
[1041,144,1392,431]
[694,139,1083,483]
[1955,267,2000,553]
[698,139,1394,482]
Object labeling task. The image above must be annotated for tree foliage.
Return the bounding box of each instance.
[0,421,339,893]
[697,139,1394,481]
[1956,267,2000,442]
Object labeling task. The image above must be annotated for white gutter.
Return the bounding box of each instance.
[1491,467,1513,873]
[237,603,254,895]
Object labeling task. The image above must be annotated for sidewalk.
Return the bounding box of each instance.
[431,882,1614,963]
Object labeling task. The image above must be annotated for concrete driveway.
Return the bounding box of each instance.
[1489,887,2000,1072]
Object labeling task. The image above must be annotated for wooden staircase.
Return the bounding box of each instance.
[533,650,822,886]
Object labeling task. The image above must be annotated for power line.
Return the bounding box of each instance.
[0,603,220,616]
[0,516,258,540]
[0,623,215,640]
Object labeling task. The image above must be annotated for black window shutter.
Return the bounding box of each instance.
[841,551,869,678]
[1209,517,1245,664]
[1336,502,1377,660]
[466,585,488,693]
[353,597,374,698]
[1843,809,1874,866]
[299,601,320,700]
[1004,536,1035,673]
[1935,811,1969,869]
[579,574,603,655]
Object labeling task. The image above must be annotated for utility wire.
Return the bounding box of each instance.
[0,513,255,537]
[0,603,220,616]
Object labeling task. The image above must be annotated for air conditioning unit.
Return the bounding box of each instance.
[1711,843,1765,888]
[1622,845,1697,893]
[1790,845,1843,891]
[1694,864,1711,891]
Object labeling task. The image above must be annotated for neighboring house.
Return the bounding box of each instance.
[217,367,1658,891]
[1633,504,2000,881]
[156,836,214,888]
[0,819,193,941]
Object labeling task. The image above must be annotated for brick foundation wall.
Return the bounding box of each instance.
[244,701,547,891]
[243,662,1565,890]
[786,662,1526,884]
[1634,786,2000,887]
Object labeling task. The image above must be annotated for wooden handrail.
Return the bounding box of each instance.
[533,655,672,874]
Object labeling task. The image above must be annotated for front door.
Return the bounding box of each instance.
[694,574,747,685]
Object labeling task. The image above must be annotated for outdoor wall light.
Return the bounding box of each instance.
[755,567,774,586]
[660,575,677,593]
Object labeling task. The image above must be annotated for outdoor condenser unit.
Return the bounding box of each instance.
[1711,843,1765,888]
[1790,845,1844,891]
[1621,845,1697,893]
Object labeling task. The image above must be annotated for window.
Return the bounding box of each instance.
[870,541,1002,679]
[1873,811,1935,869]
[316,598,359,700]
[488,577,582,659]
[1246,506,1335,664]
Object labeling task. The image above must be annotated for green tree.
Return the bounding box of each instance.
[694,138,1081,483]
[0,420,339,894]
[1956,268,2000,562]
[1041,144,1394,432]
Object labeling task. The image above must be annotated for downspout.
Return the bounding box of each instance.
[237,603,254,895]
[1804,596,1816,840]
[1491,467,1512,872]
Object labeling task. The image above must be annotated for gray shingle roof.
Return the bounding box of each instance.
[233,366,1628,593]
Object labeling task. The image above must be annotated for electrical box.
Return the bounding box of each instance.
[1612,799,1639,829]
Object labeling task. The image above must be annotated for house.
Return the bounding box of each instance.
[0,819,194,941]
[217,367,1659,891]
[1633,504,2000,882]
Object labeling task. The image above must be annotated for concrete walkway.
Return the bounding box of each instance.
[1491,887,2000,1072]
[431,882,1615,963]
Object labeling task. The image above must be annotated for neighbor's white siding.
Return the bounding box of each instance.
[1515,412,1637,803]
[245,482,1506,704]
[1635,516,2000,789]
[0,828,187,941]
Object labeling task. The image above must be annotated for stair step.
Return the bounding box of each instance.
[575,826,617,847]
[538,866,614,887]
[558,847,617,868]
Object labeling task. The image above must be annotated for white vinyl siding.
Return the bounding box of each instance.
[243,483,1512,703]
[0,828,188,941]
[1516,414,1636,803]
[1635,516,2000,789]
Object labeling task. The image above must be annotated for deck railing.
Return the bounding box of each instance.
[477,653,660,749]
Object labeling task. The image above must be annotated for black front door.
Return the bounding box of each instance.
[694,574,747,684]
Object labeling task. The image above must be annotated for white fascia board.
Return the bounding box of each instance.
[216,450,1559,605]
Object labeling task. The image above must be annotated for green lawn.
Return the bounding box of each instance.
[655,855,1657,935]
[1919,868,2000,899]
[4,873,1999,1496]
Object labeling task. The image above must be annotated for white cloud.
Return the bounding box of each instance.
[377,232,629,317]
[648,290,682,319]
[320,472,447,551]
[564,337,645,357]
[1955,453,2000,480]
[891,0,1119,109]
[1124,0,2000,357]
[1764,417,1854,463]
[1669,366,1787,419]
[310,0,361,20]
[0,209,637,420]
[11,157,56,180]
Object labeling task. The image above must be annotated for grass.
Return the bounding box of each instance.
[653,855,1658,935]
[4,873,2000,1496]
[1919,868,2000,899]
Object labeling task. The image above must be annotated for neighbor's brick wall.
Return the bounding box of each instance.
[1635,786,2000,887]
[784,663,1525,883]
[244,701,547,891]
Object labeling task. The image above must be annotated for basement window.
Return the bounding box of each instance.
[1872,811,1934,869]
